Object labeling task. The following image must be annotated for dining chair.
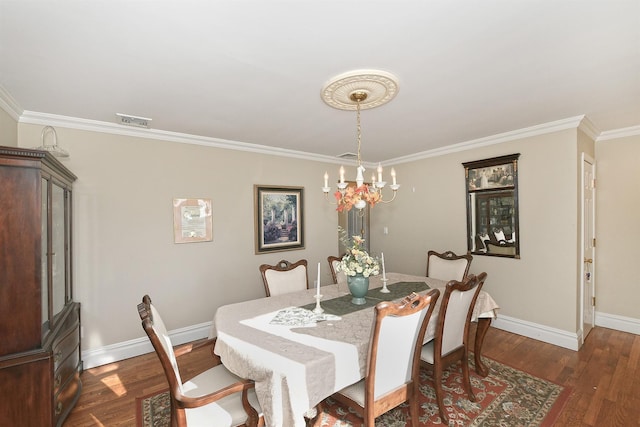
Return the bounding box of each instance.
[425,250,473,281]
[259,259,309,297]
[327,255,345,285]
[137,295,264,427]
[330,289,440,427]
[420,272,487,424]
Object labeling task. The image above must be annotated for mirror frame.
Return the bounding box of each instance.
[463,153,520,259]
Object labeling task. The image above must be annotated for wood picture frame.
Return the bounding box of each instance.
[173,198,213,244]
[254,185,304,254]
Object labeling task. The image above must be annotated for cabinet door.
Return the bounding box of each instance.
[41,177,50,335]
[51,183,67,319]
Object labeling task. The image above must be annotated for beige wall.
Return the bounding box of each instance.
[0,107,17,146]
[18,124,340,350]
[595,134,640,319]
[370,129,582,332]
[12,119,639,356]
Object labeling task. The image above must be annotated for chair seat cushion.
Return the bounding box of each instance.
[336,379,366,407]
[183,364,262,427]
[420,340,435,364]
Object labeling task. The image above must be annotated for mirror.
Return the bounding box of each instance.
[463,154,520,258]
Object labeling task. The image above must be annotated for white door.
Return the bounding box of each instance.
[581,153,596,344]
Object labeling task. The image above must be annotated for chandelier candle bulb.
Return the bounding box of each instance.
[339,166,345,184]
[316,262,321,297]
[391,168,397,185]
[324,172,328,188]
[377,164,383,182]
[381,252,387,281]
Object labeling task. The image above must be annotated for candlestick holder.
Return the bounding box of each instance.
[313,294,324,314]
[380,278,390,293]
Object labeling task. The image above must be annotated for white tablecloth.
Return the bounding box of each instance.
[212,272,499,427]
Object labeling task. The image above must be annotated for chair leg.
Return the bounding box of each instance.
[433,365,448,424]
[409,386,419,427]
[364,404,375,427]
[461,350,477,402]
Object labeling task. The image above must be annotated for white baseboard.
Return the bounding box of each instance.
[82,321,212,370]
[491,315,581,351]
[82,312,640,369]
[595,311,640,335]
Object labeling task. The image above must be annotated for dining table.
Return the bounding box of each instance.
[212,272,499,427]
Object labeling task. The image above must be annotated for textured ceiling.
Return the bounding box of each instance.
[1,0,639,162]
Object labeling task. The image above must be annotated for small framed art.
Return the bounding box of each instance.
[173,198,213,244]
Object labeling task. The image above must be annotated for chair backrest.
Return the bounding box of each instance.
[259,259,309,297]
[437,272,487,356]
[327,255,346,284]
[426,250,472,281]
[366,289,440,401]
[138,295,185,395]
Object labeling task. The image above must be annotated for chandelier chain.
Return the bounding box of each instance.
[356,98,362,167]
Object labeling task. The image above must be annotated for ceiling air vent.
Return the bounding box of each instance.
[116,113,152,128]
[337,152,357,160]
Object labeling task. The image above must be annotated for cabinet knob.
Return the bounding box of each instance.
[55,401,63,415]
[54,374,62,388]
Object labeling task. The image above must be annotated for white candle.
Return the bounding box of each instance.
[391,168,397,185]
[371,173,376,184]
[381,252,387,280]
[323,172,328,188]
[316,262,321,296]
[339,166,345,184]
[377,163,383,182]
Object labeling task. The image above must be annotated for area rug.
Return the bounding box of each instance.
[136,356,571,427]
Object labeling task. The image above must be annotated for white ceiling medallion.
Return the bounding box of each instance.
[321,69,399,111]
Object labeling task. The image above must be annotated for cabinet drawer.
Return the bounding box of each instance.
[52,321,79,372]
[54,343,79,394]
[54,371,81,427]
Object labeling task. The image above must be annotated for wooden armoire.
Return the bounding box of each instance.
[0,146,81,426]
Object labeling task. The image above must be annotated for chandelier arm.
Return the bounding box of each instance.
[377,188,399,204]
[323,192,338,205]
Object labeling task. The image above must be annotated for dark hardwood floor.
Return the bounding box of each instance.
[63,326,640,426]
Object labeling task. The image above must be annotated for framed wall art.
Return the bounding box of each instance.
[173,198,213,244]
[254,185,304,254]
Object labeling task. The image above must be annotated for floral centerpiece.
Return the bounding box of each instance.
[336,234,380,278]
[337,232,379,304]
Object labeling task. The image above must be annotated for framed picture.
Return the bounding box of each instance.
[173,198,213,244]
[254,185,304,254]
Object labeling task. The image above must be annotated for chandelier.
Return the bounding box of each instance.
[321,70,400,212]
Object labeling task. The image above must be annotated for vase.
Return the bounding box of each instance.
[347,273,369,305]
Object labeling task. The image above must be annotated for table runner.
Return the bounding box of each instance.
[299,281,430,315]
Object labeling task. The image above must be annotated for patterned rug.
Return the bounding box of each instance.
[136,356,571,426]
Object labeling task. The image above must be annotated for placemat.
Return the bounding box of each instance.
[300,281,430,316]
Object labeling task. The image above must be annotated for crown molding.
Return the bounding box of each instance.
[577,115,600,140]
[0,85,23,121]
[18,110,344,164]
[597,125,640,141]
[10,105,640,166]
[384,116,587,165]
